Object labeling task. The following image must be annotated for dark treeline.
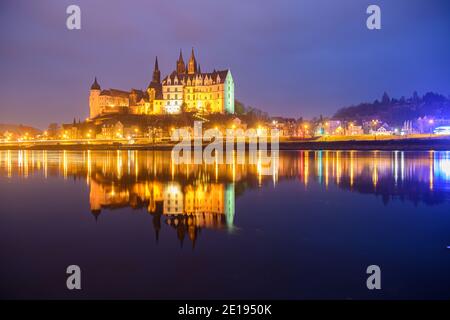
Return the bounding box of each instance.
[333,92,450,126]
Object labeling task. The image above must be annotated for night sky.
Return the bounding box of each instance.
[1,0,449,128]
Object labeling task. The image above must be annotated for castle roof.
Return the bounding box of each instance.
[100,89,130,98]
[162,69,230,85]
[90,77,101,90]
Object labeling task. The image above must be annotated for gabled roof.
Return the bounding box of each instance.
[162,70,230,85]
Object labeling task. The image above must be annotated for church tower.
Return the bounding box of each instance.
[176,49,186,74]
[187,47,198,75]
[89,77,101,119]
[152,56,161,83]
[148,56,162,115]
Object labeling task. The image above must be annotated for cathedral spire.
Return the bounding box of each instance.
[176,49,186,74]
[154,56,159,71]
[152,56,161,83]
[188,47,197,75]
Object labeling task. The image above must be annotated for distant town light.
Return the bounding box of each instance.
[434,126,450,135]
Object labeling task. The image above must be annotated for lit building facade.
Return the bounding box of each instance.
[89,49,234,118]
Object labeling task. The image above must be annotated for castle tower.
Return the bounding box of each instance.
[152,56,161,83]
[187,47,197,75]
[89,77,101,119]
[176,49,186,74]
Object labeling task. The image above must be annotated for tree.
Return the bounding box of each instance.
[333,91,450,127]
[234,99,245,115]
[47,123,59,138]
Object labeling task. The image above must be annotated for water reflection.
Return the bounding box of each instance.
[1,150,450,245]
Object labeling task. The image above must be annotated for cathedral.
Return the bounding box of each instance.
[89,49,235,119]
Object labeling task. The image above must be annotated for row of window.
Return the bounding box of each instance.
[166,79,221,87]
[164,94,223,100]
[167,200,222,206]
[164,86,223,93]
[165,94,224,100]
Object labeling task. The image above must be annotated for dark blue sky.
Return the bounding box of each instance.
[1,0,449,128]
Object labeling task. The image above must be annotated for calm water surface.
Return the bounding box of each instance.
[1,150,450,299]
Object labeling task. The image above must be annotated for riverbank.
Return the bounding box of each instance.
[1,136,450,151]
[279,138,450,150]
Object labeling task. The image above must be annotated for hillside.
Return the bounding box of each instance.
[333,92,450,126]
[0,124,42,136]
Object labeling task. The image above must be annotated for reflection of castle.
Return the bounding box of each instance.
[89,179,235,243]
[2,149,450,246]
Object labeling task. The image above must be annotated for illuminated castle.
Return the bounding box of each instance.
[89,48,235,119]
